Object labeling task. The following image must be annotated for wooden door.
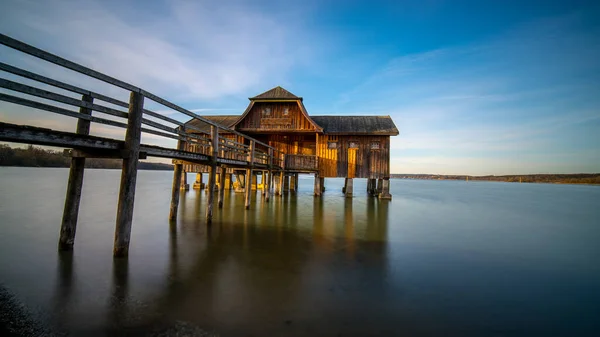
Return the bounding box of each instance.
[347,148,357,178]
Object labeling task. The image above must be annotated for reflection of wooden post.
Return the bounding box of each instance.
[206,126,218,223]
[218,166,226,208]
[114,91,144,257]
[59,94,93,251]
[245,140,254,209]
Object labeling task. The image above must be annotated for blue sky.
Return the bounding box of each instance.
[1,0,599,174]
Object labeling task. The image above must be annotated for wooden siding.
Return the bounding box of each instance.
[317,135,390,178]
[236,102,317,132]
[285,154,317,172]
[267,134,316,156]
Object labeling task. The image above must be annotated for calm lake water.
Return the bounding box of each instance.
[0,167,599,336]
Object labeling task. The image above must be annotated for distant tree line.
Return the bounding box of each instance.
[0,144,173,170]
[391,173,600,185]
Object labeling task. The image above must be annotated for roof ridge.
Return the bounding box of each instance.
[250,86,300,100]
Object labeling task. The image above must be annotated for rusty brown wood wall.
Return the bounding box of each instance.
[237,102,317,131]
[317,135,390,178]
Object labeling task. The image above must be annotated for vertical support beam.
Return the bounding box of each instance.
[180,169,189,190]
[278,170,284,196]
[225,173,232,190]
[265,171,270,202]
[377,178,383,194]
[345,178,353,198]
[295,173,299,192]
[218,166,226,208]
[283,174,290,192]
[113,91,144,257]
[169,159,183,221]
[245,140,255,209]
[262,171,267,196]
[59,94,93,251]
[320,177,325,193]
[206,126,218,223]
[193,173,204,190]
[379,177,392,200]
[290,173,296,192]
[314,174,321,196]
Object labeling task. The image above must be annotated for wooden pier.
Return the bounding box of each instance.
[0,34,398,258]
[0,34,286,257]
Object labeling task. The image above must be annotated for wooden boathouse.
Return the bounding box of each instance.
[182,86,399,199]
[0,34,398,258]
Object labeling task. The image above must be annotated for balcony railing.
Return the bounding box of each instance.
[285,154,317,172]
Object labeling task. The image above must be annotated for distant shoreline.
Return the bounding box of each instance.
[391,174,600,185]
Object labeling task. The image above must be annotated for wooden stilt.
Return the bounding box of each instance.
[265,171,270,202]
[278,170,284,196]
[206,126,218,223]
[344,178,353,198]
[283,174,290,192]
[180,169,189,190]
[169,162,183,221]
[59,94,92,251]
[193,172,204,190]
[218,166,226,208]
[113,91,144,257]
[320,177,325,193]
[314,174,321,196]
[378,177,392,200]
[245,141,255,209]
[262,171,267,196]
[377,178,383,194]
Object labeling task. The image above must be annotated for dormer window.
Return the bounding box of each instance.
[262,107,271,116]
[283,107,289,115]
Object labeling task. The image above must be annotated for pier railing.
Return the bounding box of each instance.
[0,33,282,169]
[0,34,288,257]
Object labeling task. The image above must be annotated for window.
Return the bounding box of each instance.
[283,107,290,115]
[371,142,380,150]
[349,141,359,149]
[262,107,271,116]
[327,141,337,149]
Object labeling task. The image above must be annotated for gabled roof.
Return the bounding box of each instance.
[185,115,238,134]
[250,86,302,100]
[311,116,399,135]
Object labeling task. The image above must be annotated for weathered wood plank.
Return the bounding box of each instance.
[113,91,144,258]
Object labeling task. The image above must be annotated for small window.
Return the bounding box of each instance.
[262,107,271,116]
[349,141,359,149]
[327,141,337,149]
[371,142,380,150]
[283,107,289,115]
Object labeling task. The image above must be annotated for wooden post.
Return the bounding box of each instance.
[245,140,254,209]
[290,173,296,192]
[206,126,218,223]
[377,178,383,194]
[294,173,299,192]
[218,166,226,208]
[225,173,232,190]
[262,171,267,196]
[193,173,204,189]
[320,177,325,193]
[314,173,321,196]
[267,148,273,200]
[180,169,189,190]
[278,171,284,196]
[283,174,290,192]
[59,94,92,251]
[265,171,270,202]
[113,91,144,257]
[379,177,392,200]
[345,178,353,198]
[169,159,183,221]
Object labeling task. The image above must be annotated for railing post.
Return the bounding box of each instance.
[206,126,218,223]
[113,91,144,257]
[244,140,255,209]
[58,94,92,251]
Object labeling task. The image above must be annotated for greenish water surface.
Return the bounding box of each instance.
[0,167,599,336]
